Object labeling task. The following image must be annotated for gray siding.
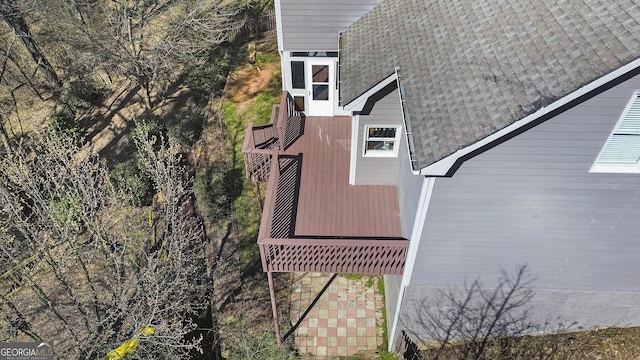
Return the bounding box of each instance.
[397,136,424,239]
[354,89,404,185]
[280,0,382,51]
[400,286,640,341]
[402,74,640,332]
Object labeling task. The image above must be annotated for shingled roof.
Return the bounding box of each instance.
[339,0,640,170]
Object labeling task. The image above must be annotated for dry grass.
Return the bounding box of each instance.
[414,327,640,360]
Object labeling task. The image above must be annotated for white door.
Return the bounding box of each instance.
[306,60,334,116]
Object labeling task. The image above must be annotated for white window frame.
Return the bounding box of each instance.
[362,125,402,158]
[590,91,640,173]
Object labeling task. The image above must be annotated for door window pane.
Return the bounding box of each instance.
[312,65,329,83]
[291,61,305,89]
[313,85,329,100]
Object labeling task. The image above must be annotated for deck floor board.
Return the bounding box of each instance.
[281,116,402,238]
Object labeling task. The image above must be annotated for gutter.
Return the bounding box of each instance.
[395,67,421,175]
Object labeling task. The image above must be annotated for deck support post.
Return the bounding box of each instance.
[267,270,282,346]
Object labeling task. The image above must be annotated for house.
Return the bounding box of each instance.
[243,0,640,353]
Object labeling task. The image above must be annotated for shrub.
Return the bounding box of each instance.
[194,160,242,222]
[186,48,231,102]
[166,107,205,147]
[221,318,296,360]
[65,79,105,109]
[130,108,204,148]
[48,195,84,232]
[108,159,154,207]
[48,108,81,137]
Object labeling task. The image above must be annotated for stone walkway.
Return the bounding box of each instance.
[289,273,385,358]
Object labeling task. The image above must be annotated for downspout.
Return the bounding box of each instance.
[396,67,421,175]
[338,31,343,106]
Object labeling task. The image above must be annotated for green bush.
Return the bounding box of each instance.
[186,48,230,102]
[194,160,242,222]
[166,107,205,147]
[48,195,84,232]
[48,108,81,137]
[108,159,154,207]
[65,79,105,109]
[130,108,204,148]
[133,112,166,138]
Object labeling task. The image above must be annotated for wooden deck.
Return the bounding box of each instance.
[282,116,402,238]
[244,92,408,275]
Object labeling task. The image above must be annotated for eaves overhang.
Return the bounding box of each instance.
[341,73,398,113]
[416,57,640,177]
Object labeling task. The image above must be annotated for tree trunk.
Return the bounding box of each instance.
[0,118,10,154]
[0,0,62,96]
[141,77,153,110]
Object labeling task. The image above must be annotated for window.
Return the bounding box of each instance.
[294,96,305,111]
[291,61,305,89]
[363,126,401,157]
[591,92,640,173]
[291,51,338,57]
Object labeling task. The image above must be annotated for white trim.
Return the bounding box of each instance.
[417,59,640,176]
[342,73,398,112]
[388,176,436,351]
[362,125,402,157]
[349,115,360,185]
[274,0,284,53]
[280,51,292,91]
[274,0,286,90]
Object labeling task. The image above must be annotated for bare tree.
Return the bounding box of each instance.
[32,0,244,109]
[0,0,62,94]
[402,265,565,360]
[0,127,210,359]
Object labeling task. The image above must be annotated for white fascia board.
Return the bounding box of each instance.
[388,176,436,352]
[342,73,398,112]
[280,51,291,91]
[274,0,284,53]
[417,58,640,176]
[349,115,359,185]
[274,0,286,90]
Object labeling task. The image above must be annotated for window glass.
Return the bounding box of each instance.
[313,85,329,100]
[294,96,305,111]
[291,61,305,89]
[364,126,401,157]
[312,65,329,83]
[291,51,338,57]
[368,127,397,139]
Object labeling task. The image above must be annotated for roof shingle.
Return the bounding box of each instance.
[340,0,640,170]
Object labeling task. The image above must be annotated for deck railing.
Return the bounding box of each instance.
[258,147,281,238]
[259,238,409,274]
[256,144,409,275]
[242,123,278,182]
[242,91,300,181]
